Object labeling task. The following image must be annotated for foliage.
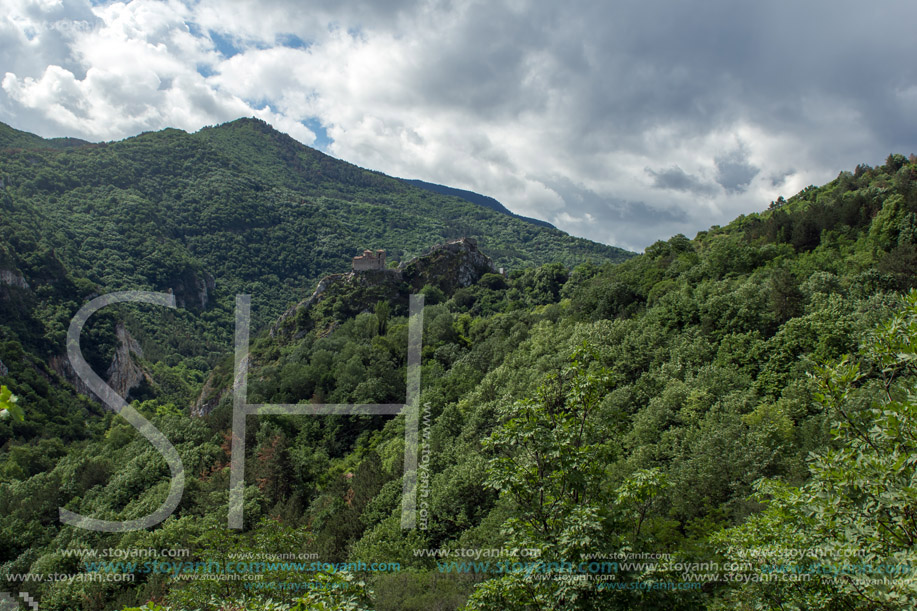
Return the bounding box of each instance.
[716,289,917,609]
[1,147,917,610]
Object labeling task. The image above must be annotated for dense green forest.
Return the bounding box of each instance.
[0,118,628,447]
[2,122,917,609]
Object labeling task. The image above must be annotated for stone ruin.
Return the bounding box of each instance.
[352,249,386,271]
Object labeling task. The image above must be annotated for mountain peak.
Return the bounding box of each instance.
[0,121,90,151]
[214,116,274,131]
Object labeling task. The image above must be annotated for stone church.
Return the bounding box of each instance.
[352,249,386,271]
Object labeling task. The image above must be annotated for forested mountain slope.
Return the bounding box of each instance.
[0,118,629,439]
[401,179,555,229]
[1,150,916,610]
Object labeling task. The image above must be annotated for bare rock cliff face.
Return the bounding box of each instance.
[106,323,148,398]
[191,353,249,417]
[50,323,150,408]
[0,269,29,289]
[195,238,497,417]
[400,237,496,293]
[272,237,494,338]
[170,271,215,310]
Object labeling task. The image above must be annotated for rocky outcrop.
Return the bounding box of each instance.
[49,354,95,399]
[0,358,8,377]
[195,238,497,417]
[191,353,249,417]
[0,269,29,289]
[270,238,494,340]
[401,237,496,292]
[50,323,150,408]
[106,323,148,398]
[194,272,216,309]
[171,271,215,310]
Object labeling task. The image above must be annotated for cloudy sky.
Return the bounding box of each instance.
[2,0,917,251]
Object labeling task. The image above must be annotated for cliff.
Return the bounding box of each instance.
[273,237,495,339]
[193,238,496,416]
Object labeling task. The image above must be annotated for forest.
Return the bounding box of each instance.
[1,120,917,610]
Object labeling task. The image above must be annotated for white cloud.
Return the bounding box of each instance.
[1,0,917,250]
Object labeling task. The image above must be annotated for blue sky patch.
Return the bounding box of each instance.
[209,29,243,58]
[277,33,310,50]
[302,118,332,151]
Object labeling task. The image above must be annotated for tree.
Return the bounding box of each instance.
[465,346,613,610]
[717,289,917,609]
[375,299,391,335]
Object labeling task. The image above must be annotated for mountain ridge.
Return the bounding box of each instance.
[0,117,631,420]
[0,117,586,236]
[401,178,556,229]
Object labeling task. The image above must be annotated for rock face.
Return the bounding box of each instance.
[0,358,8,377]
[171,271,215,310]
[272,237,495,338]
[269,268,405,340]
[0,269,29,289]
[50,323,150,408]
[196,238,497,417]
[401,238,496,293]
[191,353,249,417]
[106,323,148,399]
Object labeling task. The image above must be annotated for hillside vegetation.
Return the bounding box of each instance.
[0,118,629,442]
[1,140,917,610]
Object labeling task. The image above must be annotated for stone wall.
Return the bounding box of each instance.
[352,249,386,271]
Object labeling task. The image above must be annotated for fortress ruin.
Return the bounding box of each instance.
[352,249,386,271]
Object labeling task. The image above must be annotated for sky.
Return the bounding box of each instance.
[2,0,917,252]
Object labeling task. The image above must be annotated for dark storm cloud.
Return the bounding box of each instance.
[3,0,917,249]
[547,176,688,222]
[402,0,917,162]
[646,166,719,197]
[542,176,694,251]
[715,149,760,194]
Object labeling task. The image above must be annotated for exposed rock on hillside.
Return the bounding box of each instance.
[194,238,497,416]
[0,269,29,289]
[401,237,496,293]
[273,238,494,339]
[106,323,149,398]
[50,323,151,406]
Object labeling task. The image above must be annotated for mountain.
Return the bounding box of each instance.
[144,152,915,611]
[0,118,631,413]
[0,121,90,150]
[4,113,916,611]
[401,178,556,228]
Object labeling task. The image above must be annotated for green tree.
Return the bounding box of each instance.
[465,346,618,610]
[717,289,917,609]
[375,299,391,335]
